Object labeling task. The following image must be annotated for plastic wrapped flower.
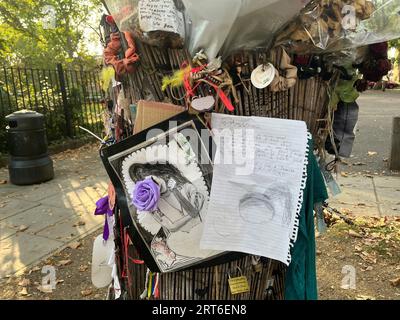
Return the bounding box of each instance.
[132,178,160,212]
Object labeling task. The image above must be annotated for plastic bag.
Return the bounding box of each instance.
[275,0,400,54]
[183,0,311,59]
[104,0,186,48]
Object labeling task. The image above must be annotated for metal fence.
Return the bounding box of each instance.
[0,64,104,152]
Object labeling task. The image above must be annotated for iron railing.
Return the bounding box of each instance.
[0,64,104,152]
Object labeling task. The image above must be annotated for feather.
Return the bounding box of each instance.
[100,66,115,92]
[161,66,191,91]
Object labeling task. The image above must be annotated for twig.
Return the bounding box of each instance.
[323,203,355,225]
[78,126,106,144]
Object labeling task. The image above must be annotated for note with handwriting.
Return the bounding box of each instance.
[138,0,185,37]
[200,113,309,265]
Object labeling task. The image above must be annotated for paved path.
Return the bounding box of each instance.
[328,90,400,216]
[0,144,108,278]
[347,90,400,175]
[329,174,400,217]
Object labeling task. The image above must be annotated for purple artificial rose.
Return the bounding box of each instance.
[132,178,160,212]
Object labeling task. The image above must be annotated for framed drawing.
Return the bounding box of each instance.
[100,112,241,272]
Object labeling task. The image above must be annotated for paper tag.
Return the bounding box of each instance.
[228,276,250,295]
[319,159,342,196]
[315,202,328,234]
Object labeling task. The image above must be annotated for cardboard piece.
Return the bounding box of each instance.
[133,100,185,134]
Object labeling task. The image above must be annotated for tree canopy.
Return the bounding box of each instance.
[0,0,103,69]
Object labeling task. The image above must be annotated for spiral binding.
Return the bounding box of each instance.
[286,132,311,265]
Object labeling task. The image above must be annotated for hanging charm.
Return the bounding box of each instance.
[251,52,276,90]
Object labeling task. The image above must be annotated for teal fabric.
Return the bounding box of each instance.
[284,140,328,300]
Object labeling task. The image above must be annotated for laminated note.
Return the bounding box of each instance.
[138,0,185,37]
[200,113,309,265]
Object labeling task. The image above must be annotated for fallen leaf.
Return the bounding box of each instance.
[30,266,41,272]
[68,241,81,250]
[353,162,366,166]
[37,285,53,293]
[18,279,31,287]
[356,295,376,300]
[56,279,64,284]
[57,259,72,266]
[19,287,29,296]
[0,180,7,184]
[73,221,86,227]
[340,172,349,177]
[354,245,363,252]
[370,232,383,239]
[19,225,29,232]
[368,151,378,156]
[348,230,363,238]
[356,252,377,264]
[361,266,374,272]
[78,265,89,272]
[390,278,400,287]
[81,289,93,297]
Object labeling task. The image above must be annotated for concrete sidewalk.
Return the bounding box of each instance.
[329,173,400,217]
[0,144,108,278]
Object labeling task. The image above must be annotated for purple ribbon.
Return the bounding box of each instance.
[94,196,113,241]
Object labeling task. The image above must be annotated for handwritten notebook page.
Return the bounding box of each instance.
[200,113,309,265]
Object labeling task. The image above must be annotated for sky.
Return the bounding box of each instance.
[82,5,107,57]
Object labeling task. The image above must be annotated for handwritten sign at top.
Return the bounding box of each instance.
[138,0,185,37]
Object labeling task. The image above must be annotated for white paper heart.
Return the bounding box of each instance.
[191,95,215,112]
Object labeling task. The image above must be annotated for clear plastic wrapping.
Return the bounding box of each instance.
[183,0,310,59]
[275,0,400,54]
[103,0,400,58]
[104,0,186,48]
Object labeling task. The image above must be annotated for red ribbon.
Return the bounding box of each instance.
[181,62,234,112]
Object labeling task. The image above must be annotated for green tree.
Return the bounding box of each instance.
[0,0,103,69]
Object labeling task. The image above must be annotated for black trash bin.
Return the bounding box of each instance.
[6,110,54,185]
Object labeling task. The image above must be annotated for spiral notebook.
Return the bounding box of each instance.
[200,113,309,266]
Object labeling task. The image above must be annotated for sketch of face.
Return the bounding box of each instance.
[239,193,275,224]
[238,185,293,226]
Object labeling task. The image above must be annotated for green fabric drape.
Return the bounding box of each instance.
[285,140,328,300]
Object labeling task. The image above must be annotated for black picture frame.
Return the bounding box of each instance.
[100,111,244,273]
